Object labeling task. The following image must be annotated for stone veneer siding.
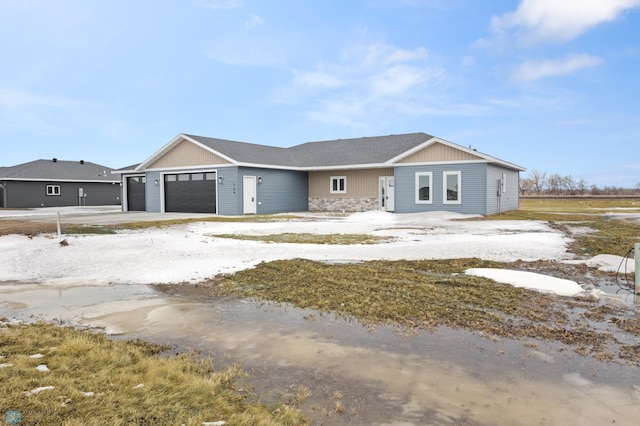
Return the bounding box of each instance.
[309,197,379,212]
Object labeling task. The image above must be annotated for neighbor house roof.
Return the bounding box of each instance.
[0,159,119,182]
[133,132,525,172]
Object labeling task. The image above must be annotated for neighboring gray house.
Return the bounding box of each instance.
[115,132,525,216]
[0,159,121,208]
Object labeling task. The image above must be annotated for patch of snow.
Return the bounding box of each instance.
[0,363,13,368]
[585,254,636,273]
[24,385,55,396]
[29,353,44,359]
[36,364,50,372]
[0,211,575,286]
[465,268,585,297]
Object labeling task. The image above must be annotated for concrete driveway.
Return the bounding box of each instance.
[0,206,217,225]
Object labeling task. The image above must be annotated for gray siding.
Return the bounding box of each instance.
[238,167,308,214]
[216,167,240,215]
[394,163,488,215]
[145,171,163,212]
[486,165,520,214]
[0,180,120,208]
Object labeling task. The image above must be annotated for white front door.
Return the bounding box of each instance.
[243,176,257,214]
[379,177,395,212]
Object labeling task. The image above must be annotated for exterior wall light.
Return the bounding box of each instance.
[258,176,263,184]
[218,176,223,184]
[154,179,159,185]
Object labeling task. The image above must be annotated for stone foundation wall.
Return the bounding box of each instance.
[308,197,378,212]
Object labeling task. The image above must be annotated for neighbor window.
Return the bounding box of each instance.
[46,185,61,196]
[443,171,461,204]
[415,172,433,204]
[330,176,346,194]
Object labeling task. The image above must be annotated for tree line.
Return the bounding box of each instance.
[520,169,640,196]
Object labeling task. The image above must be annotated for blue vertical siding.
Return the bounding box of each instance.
[394,163,488,215]
[145,171,162,212]
[238,167,308,214]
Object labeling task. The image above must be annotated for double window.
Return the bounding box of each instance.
[414,171,461,204]
[330,176,346,194]
[46,185,61,196]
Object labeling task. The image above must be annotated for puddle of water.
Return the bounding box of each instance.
[1,282,639,425]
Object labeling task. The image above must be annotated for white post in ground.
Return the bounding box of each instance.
[635,243,640,299]
[56,212,61,237]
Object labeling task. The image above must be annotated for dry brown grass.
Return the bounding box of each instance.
[0,322,309,425]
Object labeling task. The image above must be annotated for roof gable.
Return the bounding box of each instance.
[148,139,232,169]
[397,141,484,164]
[0,159,118,182]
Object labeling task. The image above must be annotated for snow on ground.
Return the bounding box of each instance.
[0,209,632,298]
[465,268,585,297]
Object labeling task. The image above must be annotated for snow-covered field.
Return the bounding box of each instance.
[0,208,635,297]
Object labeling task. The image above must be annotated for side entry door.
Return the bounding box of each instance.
[243,176,257,214]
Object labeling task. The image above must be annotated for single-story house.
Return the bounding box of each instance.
[0,159,121,208]
[115,132,525,216]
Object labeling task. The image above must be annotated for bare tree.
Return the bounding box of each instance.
[547,173,562,195]
[576,178,588,195]
[519,178,533,195]
[528,169,547,195]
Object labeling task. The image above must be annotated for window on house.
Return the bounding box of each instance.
[46,185,61,196]
[330,176,346,193]
[415,172,432,204]
[443,171,461,204]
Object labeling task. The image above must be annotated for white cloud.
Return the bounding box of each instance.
[244,14,264,28]
[364,43,427,66]
[368,65,434,97]
[511,54,602,81]
[491,0,640,43]
[294,71,343,89]
[194,0,244,11]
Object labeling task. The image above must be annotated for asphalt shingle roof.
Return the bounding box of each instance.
[0,159,118,182]
[185,132,433,168]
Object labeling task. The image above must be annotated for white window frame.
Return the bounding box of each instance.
[330,176,346,194]
[415,172,433,204]
[46,185,61,196]
[443,171,461,204]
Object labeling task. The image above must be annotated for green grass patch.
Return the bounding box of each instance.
[0,322,308,426]
[211,233,389,245]
[213,258,534,330]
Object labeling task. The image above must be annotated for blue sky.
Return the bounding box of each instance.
[1,0,639,188]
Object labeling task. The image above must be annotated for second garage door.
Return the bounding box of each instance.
[164,172,216,213]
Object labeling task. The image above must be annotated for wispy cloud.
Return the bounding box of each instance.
[0,87,83,109]
[294,71,344,89]
[286,43,447,127]
[490,0,640,43]
[511,54,602,81]
[194,0,244,11]
[364,43,427,66]
[244,14,264,28]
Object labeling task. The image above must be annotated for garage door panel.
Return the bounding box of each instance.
[127,176,146,211]
[164,173,216,213]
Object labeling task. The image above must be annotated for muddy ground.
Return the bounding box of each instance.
[2,218,640,425]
